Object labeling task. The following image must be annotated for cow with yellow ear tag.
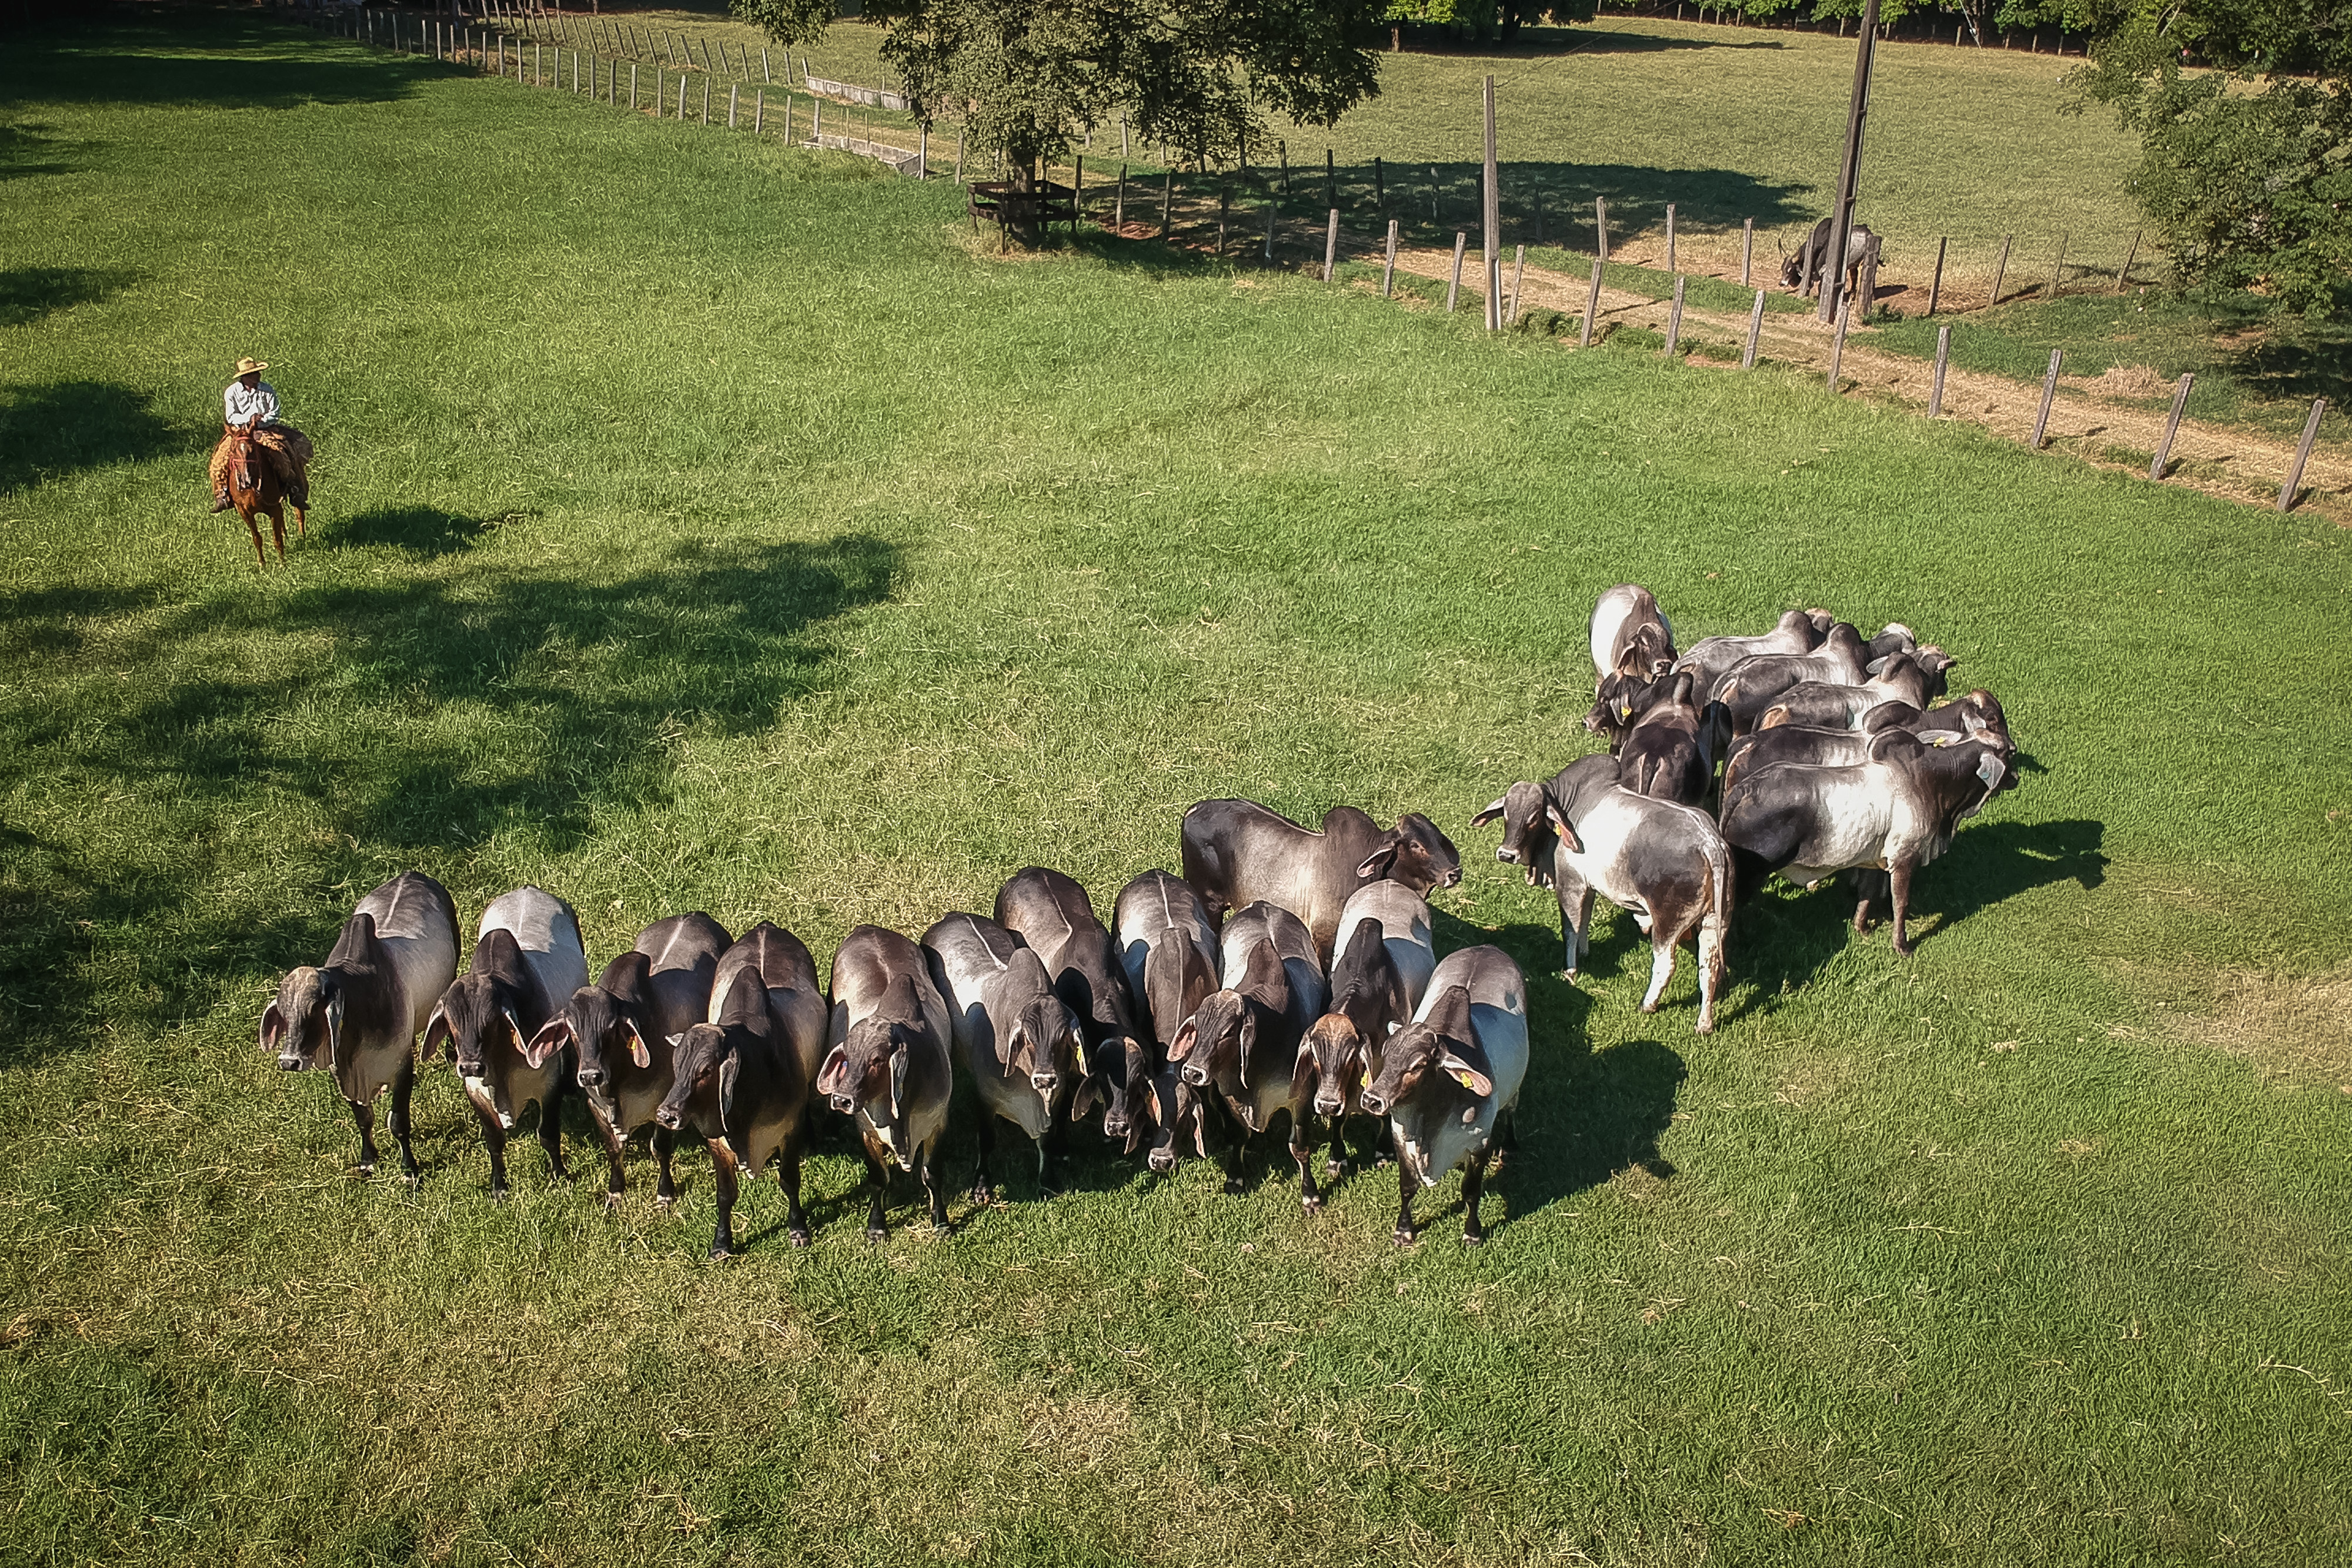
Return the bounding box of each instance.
[1355,947,1528,1248]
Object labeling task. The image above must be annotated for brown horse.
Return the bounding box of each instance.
[223,422,305,567]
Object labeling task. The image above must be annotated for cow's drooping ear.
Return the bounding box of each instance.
[1470,797,1509,828]
[888,1044,910,1121]
[1143,1080,1163,1128]
[522,1016,572,1071]
[1071,1077,1101,1121]
[717,1052,741,1128]
[624,1019,652,1071]
[1438,1051,1494,1096]
[500,1008,528,1052]
[420,1003,452,1062]
[1167,1019,1199,1064]
[814,1045,851,1099]
[1975,753,2009,792]
[1000,1024,1021,1077]
[1289,1044,1318,1105]
[1544,804,1583,854]
[1190,1102,1210,1159]
[324,990,346,1068]
[1067,1028,1088,1079]
[1356,844,1401,881]
[260,1001,286,1056]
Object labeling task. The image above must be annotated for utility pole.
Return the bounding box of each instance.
[1482,75,1501,332]
[1819,0,1879,324]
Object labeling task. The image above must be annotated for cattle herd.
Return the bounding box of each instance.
[259,584,2018,1256]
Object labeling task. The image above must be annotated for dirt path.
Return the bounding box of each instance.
[1384,249,2348,523]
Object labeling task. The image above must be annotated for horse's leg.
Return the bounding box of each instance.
[245,510,267,570]
[270,509,287,564]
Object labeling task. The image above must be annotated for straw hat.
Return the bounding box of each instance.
[234,357,269,376]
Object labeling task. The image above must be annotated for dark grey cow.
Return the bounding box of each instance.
[1756,648,1957,733]
[422,886,589,1199]
[1616,669,1712,805]
[1356,946,1528,1247]
[1721,690,2010,797]
[653,967,811,1255]
[1673,609,1832,694]
[1112,870,1221,1058]
[1710,622,1871,707]
[1589,583,1677,683]
[1169,901,1326,1196]
[1720,726,2019,955]
[1780,217,1880,298]
[995,867,1145,1137]
[817,925,955,1238]
[262,871,460,1182]
[923,912,1086,1203]
[1474,755,1730,1034]
[708,922,830,1104]
[1181,799,1462,961]
[524,911,731,1209]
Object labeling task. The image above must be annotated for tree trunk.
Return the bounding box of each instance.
[1008,144,1042,248]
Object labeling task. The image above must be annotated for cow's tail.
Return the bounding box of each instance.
[1696,828,1733,1036]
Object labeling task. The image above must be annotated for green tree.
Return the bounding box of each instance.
[2067,0,2352,316]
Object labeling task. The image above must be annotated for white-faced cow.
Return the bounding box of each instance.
[422,886,589,1199]
[1356,946,1528,1247]
[261,871,460,1183]
[1292,880,1435,1199]
[818,925,956,1238]
[1180,798,1461,962]
[923,911,1087,1203]
[1720,726,2019,955]
[1474,755,1729,1034]
[524,911,730,1209]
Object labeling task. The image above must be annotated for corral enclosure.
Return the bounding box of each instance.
[2,12,2349,1567]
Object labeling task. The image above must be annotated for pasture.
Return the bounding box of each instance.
[4,12,2350,1566]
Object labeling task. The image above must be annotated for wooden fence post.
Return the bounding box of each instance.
[1264,199,1277,260]
[1161,168,1173,239]
[1447,232,1466,312]
[2114,229,2140,293]
[728,82,737,128]
[1278,139,1289,194]
[1926,235,1947,316]
[1742,216,1753,286]
[754,88,763,133]
[2278,399,2327,511]
[1827,299,1852,390]
[1742,287,1765,368]
[1665,202,1676,273]
[2151,373,2193,480]
[1665,273,1684,357]
[1988,233,2012,306]
[1323,208,1339,280]
[1509,243,1525,325]
[1383,218,1398,298]
[2031,348,2062,447]
[1115,165,1125,232]
[763,47,770,81]
[1595,196,1609,262]
[1486,253,1501,332]
[2046,232,2067,300]
[630,61,636,110]
[1325,148,1335,210]
[1581,258,1604,347]
[1929,323,1950,416]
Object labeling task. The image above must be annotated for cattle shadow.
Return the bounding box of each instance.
[333,506,490,559]
[0,14,432,111]
[0,533,901,1069]
[0,380,188,496]
[0,266,136,327]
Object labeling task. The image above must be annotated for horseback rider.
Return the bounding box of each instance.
[209,357,313,512]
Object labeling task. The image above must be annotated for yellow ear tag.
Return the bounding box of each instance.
[1451,1068,1481,1090]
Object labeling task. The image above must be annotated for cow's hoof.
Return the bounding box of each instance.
[653,1193,676,1210]
[1222,1176,1247,1196]
[864,1225,890,1243]
[1891,942,1914,958]
[1322,1158,1346,1181]
[1301,1195,1322,1213]
[1461,1230,1486,1248]
[1639,1001,1661,1015]
[968,1183,994,1208]
[355,1161,376,1178]
[789,1227,811,1248]
[707,1245,735,1262]
[601,1192,624,1214]
[1391,1225,1418,1247]
[1695,1020,1715,1038]
[489,1187,510,1206]
[402,1172,422,1192]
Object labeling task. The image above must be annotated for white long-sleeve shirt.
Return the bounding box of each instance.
[224,379,280,428]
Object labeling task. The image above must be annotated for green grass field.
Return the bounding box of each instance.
[4,12,2350,1566]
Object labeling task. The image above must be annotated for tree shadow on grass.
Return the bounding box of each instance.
[333,506,490,558]
[0,14,433,111]
[0,266,140,327]
[0,533,902,1069]
[0,123,85,181]
[0,380,188,496]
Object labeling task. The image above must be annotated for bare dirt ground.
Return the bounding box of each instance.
[1382,248,2350,525]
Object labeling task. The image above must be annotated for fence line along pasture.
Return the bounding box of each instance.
[285,1,2329,514]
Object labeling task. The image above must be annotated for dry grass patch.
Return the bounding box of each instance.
[2157,960,2352,1089]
